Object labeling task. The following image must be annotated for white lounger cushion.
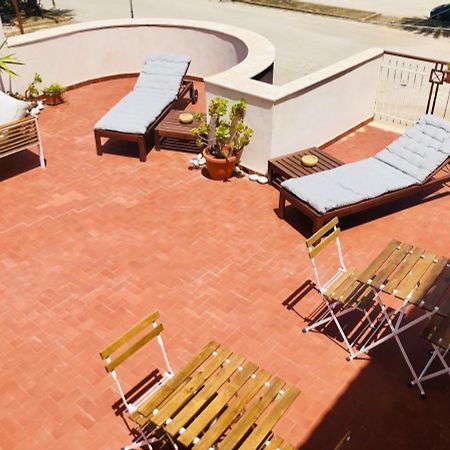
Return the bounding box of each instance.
[281,115,450,214]
[0,91,28,124]
[95,53,191,134]
[282,158,417,214]
[95,91,174,134]
[374,115,450,183]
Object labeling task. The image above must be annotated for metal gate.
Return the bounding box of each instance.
[374,51,450,127]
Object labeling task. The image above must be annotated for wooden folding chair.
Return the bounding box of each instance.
[409,316,450,396]
[99,311,173,450]
[303,218,376,358]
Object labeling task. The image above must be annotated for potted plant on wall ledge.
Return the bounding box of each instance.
[192,97,253,181]
[43,82,66,105]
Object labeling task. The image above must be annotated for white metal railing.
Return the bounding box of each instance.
[374,52,450,127]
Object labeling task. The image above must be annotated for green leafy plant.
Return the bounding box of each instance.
[0,39,24,78]
[191,97,253,159]
[43,82,65,96]
[25,72,42,98]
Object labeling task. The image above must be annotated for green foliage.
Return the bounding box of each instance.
[43,82,65,95]
[0,39,24,78]
[25,72,42,98]
[191,97,253,159]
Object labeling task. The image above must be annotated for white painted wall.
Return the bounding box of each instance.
[6,19,384,174]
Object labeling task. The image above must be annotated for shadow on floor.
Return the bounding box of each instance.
[0,150,44,181]
[276,188,449,238]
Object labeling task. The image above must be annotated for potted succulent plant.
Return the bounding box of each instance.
[191,97,253,181]
[43,82,65,105]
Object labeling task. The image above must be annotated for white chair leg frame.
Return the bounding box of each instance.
[108,322,175,450]
[346,287,440,397]
[303,237,374,359]
[409,345,449,393]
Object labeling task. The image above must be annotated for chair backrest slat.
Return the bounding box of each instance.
[100,310,160,360]
[105,323,164,373]
[306,217,339,248]
[308,227,341,259]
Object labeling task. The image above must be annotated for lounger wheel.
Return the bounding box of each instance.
[302,327,307,333]
[191,88,198,104]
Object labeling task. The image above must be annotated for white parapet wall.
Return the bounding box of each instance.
[7,19,384,174]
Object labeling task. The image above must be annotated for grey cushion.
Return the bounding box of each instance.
[374,114,450,182]
[0,91,28,124]
[95,91,174,134]
[95,53,191,133]
[281,115,450,214]
[282,158,417,214]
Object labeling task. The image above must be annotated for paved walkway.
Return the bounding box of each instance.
[304,0,439,18]
[38,0,450,84]
[0,77,448,449]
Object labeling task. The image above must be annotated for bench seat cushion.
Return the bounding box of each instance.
[0,91,28,125]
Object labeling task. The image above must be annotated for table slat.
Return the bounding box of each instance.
[164,354,245,435]
[217,377,286,450]
[238,385,301,450]
[408,257,448,305]
[135,341,220,419]
[357,240,400,284]
[265,436,284,450]
[383,247,424,294]
[192,369,272,450]
[371,243,413,289]
[152,347,233,426]
[179,361,259,446]
[421,266,450,314]
[395,252,437,299]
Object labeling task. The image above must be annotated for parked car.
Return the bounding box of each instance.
[430,3,450,20]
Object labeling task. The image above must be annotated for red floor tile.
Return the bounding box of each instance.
[0,77,448,449]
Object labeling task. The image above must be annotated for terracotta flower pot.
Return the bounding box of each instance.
[45,93,64,106]
[203,147,237,181]
[446,71,450,83]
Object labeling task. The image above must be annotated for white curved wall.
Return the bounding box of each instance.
[6,19,384,173]
[8,19,271,90]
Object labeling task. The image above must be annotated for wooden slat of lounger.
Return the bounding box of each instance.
[324,268,356,300]
[135,341,220,419]
[421,316,450,349]
[152,347,233,427]
[383,247,424,294]
[276,159,303,178]
[193,373,280,450]
[420,266,450,313]
[100,311,160,359]
[395,252,437,299]
[371,243,413,289]
[179,363,262,447]
[164,354,246,436]
[408,257,448,305]
[357,240,400,284]
[215,378,286,450]
[238,386,300,450]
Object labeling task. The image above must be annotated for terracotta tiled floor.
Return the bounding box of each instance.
[0,78,449,450]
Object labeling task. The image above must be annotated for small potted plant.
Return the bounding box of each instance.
[191,97,253,181]
[43,82,66,105]
[25,73,43,100]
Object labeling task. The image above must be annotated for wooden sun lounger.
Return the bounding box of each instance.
[94,78,198,162]
[278,156,450,232]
